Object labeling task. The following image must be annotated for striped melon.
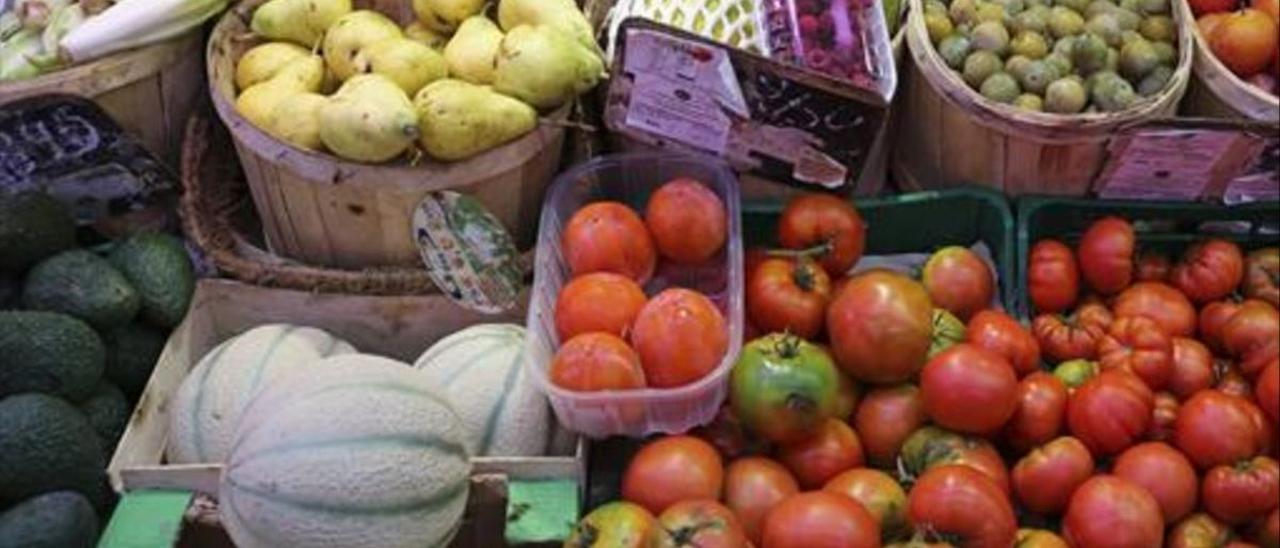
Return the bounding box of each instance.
[166,324,356,464]
[220,354,471,548]
[413,324,549,457]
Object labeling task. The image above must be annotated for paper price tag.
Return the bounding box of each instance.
[412,192,524,314]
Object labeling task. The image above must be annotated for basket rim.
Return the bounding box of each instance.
[1180,0,1280,122]
[0,31,202,104]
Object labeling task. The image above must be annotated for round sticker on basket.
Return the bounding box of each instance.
[412,191,524,314]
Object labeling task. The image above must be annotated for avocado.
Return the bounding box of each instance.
[0,311,105,402]
[0,394,105,506]
[22,250,140,330]
[107,233,195,329]
[102,323,166,400]
[78,382,130,462]
[0,491,98,548]
[0,192,76,274]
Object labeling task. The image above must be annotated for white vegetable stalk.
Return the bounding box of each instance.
[40,2,82,55]
[59,0,227,63]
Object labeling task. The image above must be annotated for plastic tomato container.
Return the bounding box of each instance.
[765,0,898,101]
[525,153,744,439]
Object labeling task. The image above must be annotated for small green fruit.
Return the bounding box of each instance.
[1018,59,1060,93]
[964,50,1006,88]
[1086,13,1124,47]
[1013,6,1052,32]
[972,21,1012,55]
[1011,30,1050,58]
[1044,77,1088,112]
[938,34,975,69]
[1015,93,1045,110]
[1137,64,1173,96]
[1045,51,1074,74]
[1119,38,1159,80]
[1049,6,1085,38]
[980,71,1022,103]
[1151,41,1176,65]
[1072,32,1110,74]
[1139,15,1176,43]
[927,12,956,44]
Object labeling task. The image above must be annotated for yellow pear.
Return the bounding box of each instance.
[414,79,537,161]
[352,38,447,96]
[492,25,603,110]
[271,54,326,92]
[235,42,311,92]
[235,79,300,130]
[405,22,450,50]
[497,0,598,53]
[412,0,486,33]
[267,92,327,151]
[251,0,353,48]
[320,74,421,163]
[322,10,403,81]
[443,16,504,85]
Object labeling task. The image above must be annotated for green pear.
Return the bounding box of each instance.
[444,16,504,85]
[322,10,403,81]
[353,38,447,95]
[405,22,450,50]
[414,79,538,161]
[492,25,603,110]
[235,42,310,91]
[267,92,327,151]
[497,0,599,53]
[320,74,421,163]
[251,0,353,48]
[413,0,486,32]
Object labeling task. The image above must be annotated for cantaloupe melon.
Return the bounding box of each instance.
[166,324,356,464]
[413,324,549,457]
[220,354,471,548]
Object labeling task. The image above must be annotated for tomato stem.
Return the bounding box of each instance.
[766,240,835,260]
[792,261,817,292]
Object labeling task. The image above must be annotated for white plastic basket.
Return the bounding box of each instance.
[604,0,772,62]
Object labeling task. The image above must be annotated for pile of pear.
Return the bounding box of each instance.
[234,0,604,163]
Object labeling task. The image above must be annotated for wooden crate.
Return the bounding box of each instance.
[0,31,205,168]
[107,279,585,547]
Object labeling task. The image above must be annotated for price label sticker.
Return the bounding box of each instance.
[412,192,524,314]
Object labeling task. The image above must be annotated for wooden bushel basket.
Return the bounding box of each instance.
[1177,0,1280,123]
[207,1,568,269]
[893,0,1195,196]
[0,31,205,167]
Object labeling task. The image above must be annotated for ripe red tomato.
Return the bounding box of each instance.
[1202,300,1245,354]
[1028,239,1081,314]
[1147,391,1180,442]
[1203,456,1280,525]
[900,426,1011,496]
[1136,251,1172,282]
[1067,369,1154,456]
[778,193,866,278]
[1012,436,1096,515]
[855,384,927,467]
[1033,313,1103,363]
[566,501,666,548]
[967,310,1042,378]
[1220,361,1257,400]
[723,457,800,546]
[1223,301,1280,360]
[630,288,728,388]
[907,465,1017,548]
[645,178,727,265]
[1018,529,1070,548]
[1113,282,1198,338]
[622,436,724,515]
[1113,442,1200,524]
[550,333,647,392]
[1244,248,1280,308]
[1244,399,1276,456]
[777,418,865,489]
[691,406,769,461]
[923,246,994,321]
[562,201,657,284]
[746,258,831,340]
[1175,390,1262,469]
[827,270,934,384]
[1099,316,1174,392]
[1168,513,1235,548]
[1064,475,1165,548]
[555,272,648,342]
[920,343,1019,435]
[833,371,860,422]
[1172,239,1246,305]
[1077,216,1136,296]
[1169,337,1215,400]
[1258,359,1280,424]
[1256,509,1280,548]
[659,499,748,548]
[824,468,909,541]
[1003,372,1069,453]
[1243,340,1280,380]
[762,492,880,548]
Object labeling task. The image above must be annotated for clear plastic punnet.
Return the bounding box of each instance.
[525,153,745,439]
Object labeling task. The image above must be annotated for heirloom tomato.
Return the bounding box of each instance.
[562,201,656,284]
[566,501,667,548]
[1136,251,1172,282]
[658,500,748,548]
[1242,340,1280,380]
[630,289,727,388]
[777,418,865,489]
[777,193,866,277]
[1063,476,1165,548]
[1003,372,1068,453]
[823,469,909,541]
[550,333,647,392]
[1202,457,1280,525]
[1011,436,1096,515]
[907,465,1017,548]
[900,426,1011,495]
[929,308,968,359]
[1033,313,1102,363]
[644,177,727,265]
[1220,362,1257,399]
[1256,509,1280,548]
[1113,442,1199,523]
[967,310,1041,377]
[762,492,880,548]
[1222,301,1280,361]
[920,344,1019,435]
[922,246,994,321]
[827,270,933,384]
[723,457,799,545]
[1168,513,1235,548]
[1113,282,1197,338]
[833,371,860,421]
[1098,316,1173,391]
[555,272,648,341]
[855,384,928,467]
[1172,239,1246,305]
[1175,390,1262,469]
[1147,391,1180,442]
[1202,300,1244,354]
[1257,359,1279,424]
[1067,369,1153,456]
[730,334,841,444]
[1077,216,1136,296]
[746,258,831,340]
[1169,337,1215,400]
[622,436,724,515]
[691,406,768,461]
[1245,401,1276,456]
[1027,239,1080,314]
[1244,248,1280,308]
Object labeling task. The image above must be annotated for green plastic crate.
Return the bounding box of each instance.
[1015,197,1280,320]
[743,187,1017,311]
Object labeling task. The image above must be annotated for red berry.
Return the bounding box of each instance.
[798,14,820,36]
[806,48,833,69]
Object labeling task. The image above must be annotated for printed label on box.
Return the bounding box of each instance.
[413,192,524,314]
[626,73,732,155]
[1224,140,1280,205]
[1096,129,1247,201]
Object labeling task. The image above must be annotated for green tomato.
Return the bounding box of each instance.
[1053,359,1100,388]
[730,333,842,444]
